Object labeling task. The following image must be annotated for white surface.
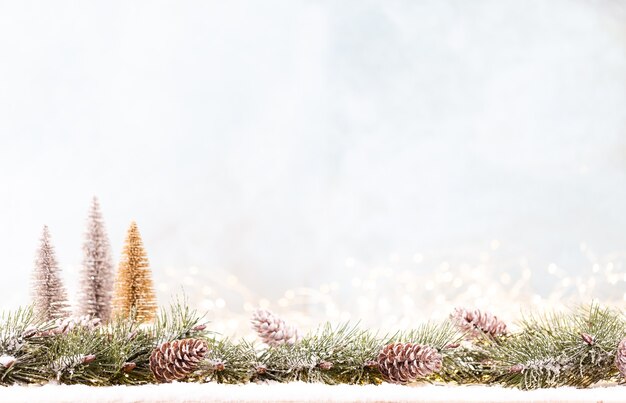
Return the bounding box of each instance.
[2,382,625,403]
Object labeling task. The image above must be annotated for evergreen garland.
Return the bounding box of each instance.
[0,301,623,389]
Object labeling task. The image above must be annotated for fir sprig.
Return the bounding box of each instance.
[0,307,51,385]
[46,327,106,384]
[195,338,257,384]
[100,316,153,385]
[152,297,210,345]
[490,304,626,389]
[259,323,388,384]
[0,302,624,388]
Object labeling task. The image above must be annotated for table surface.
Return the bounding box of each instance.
[2,382,625,403]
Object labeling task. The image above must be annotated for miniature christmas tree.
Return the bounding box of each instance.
[32,226,69,321]
[78,197,115,321]
[113,222,157,323]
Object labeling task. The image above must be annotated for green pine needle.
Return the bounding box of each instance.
[0,301,623,389]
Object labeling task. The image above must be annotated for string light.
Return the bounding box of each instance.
[151,244,626,336]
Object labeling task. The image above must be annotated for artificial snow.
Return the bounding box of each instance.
[1,382,625,403]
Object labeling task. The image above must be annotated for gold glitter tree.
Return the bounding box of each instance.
[113,221,157,323]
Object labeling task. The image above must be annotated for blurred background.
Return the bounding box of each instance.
[0,0,625,335]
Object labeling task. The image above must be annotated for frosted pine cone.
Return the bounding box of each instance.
[0,355,16,369]
[616,337,626,379]
[377,343,442,384]
[149,338,208,383]
[250,309,300,347]
[580,333,595,346]
[206,359,226,372]
[49,315,101,335]
[451,307,507,339]
[318,360,333,370]
[122,362,136,373]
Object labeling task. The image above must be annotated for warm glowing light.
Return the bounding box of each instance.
[161,242,625,335]
[227,275,238,285]
[548,264,558,274]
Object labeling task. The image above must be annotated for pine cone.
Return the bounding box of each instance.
[318,360,333,370]
[0,355,16,369]
[616,337,626,379]
[122,362,136,373]
[450,307,507,339]
[206,359,225,372]
[250,309,300,347]
[22,327,38,339]
[581,333,595,346]
[377,342,442,384]
[149,338,208,383]
[51,315,101,335]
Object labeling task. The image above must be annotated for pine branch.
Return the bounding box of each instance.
[435,344,492,384]
[99,316,154,385]
[489,304,626,389]
[0,301,623,388]
[260,323,387,384]
[152,297,210,345]
[0,307,51,385]
[194,338,257,384]
[394,321,461,350]
[258,321,463,385]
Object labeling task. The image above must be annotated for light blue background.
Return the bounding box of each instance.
[1,1,625,311]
